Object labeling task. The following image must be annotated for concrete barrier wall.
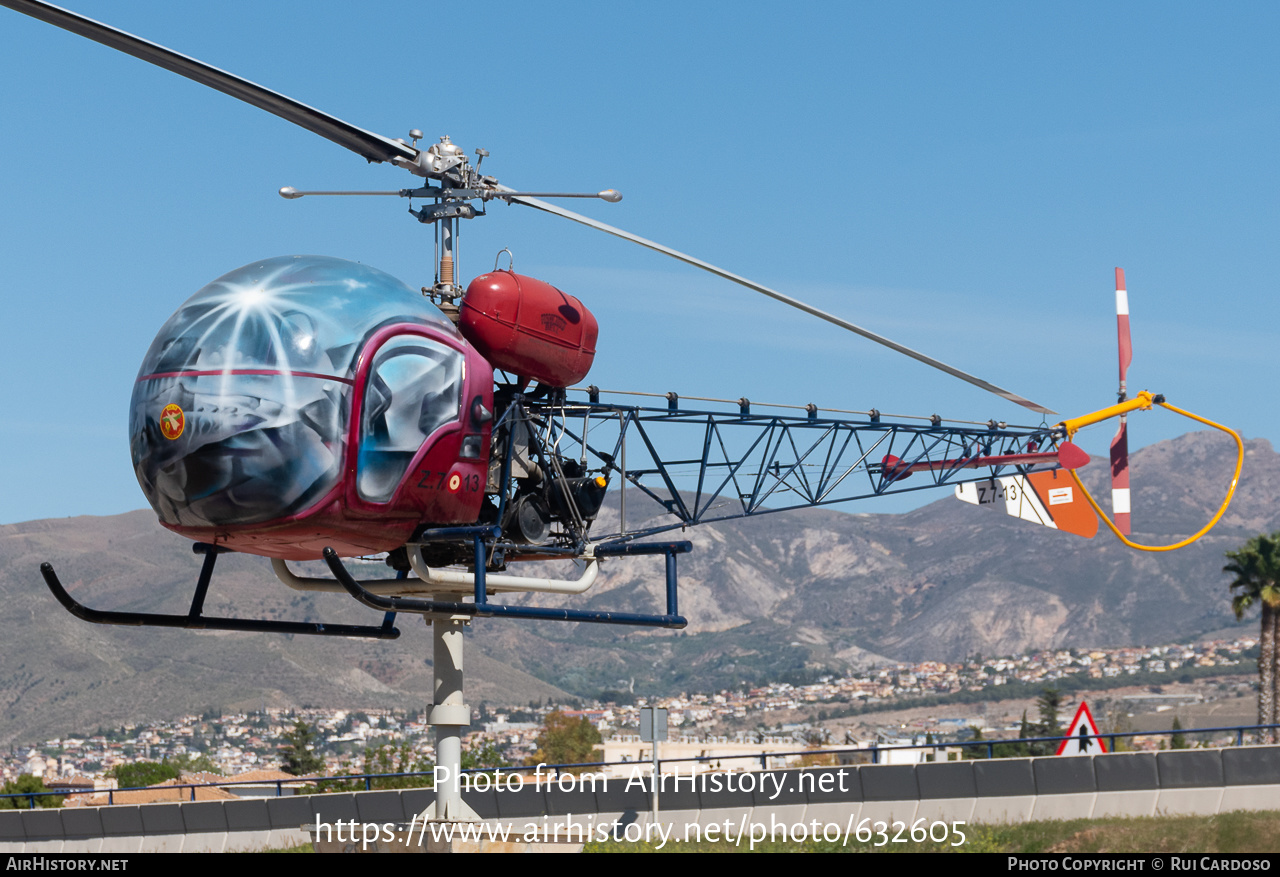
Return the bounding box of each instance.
[5,746,1280,852]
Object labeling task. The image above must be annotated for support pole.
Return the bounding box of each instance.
[423,608,480,822]
[651,738,660,827]
[639,707,666,831]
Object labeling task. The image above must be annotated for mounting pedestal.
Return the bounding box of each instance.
[422,610,482,822]
[322,526,693,828]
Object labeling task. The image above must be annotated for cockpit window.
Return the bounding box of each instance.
[356,336,465,503]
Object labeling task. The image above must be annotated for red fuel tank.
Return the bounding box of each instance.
[459,271,599,387]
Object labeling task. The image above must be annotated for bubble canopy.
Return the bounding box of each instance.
[129,255,458,528]
[135,255,451,380]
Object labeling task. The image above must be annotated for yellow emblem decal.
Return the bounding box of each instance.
[160,403,185,440]
[448,473,461,492]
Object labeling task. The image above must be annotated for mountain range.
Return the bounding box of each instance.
[0,430,1272,746]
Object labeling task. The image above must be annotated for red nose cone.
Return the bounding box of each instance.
[1057,442,1091,470]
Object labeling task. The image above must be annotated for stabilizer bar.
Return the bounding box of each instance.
[40,543,400,639]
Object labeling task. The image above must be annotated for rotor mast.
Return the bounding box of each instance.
[282,130,622,320]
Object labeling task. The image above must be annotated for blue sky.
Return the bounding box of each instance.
[1,1,1275,524]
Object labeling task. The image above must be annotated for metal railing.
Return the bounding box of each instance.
[6,721,1278,810]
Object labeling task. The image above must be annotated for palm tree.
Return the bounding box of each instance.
[1224,532,1280,743]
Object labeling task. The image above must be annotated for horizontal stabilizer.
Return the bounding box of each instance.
[955,470,1097,538]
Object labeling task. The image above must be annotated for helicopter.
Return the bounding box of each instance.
[4,2,1252,825]
[4,0,1243,636]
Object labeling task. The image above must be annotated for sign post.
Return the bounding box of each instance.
[639,707,668,825]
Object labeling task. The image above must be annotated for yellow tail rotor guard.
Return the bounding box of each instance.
[1058,393,1243,552]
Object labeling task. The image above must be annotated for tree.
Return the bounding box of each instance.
[527,710,602,772]
[462,739,510,772]
[800,728,836,766]
[994,711,1033,759]
[0,775,61,809]
[358,743,433,790]
[170,753,222,775]
[1036,688,1063,735]
[1032,687,1064,756]
[108,761,179,789]
[1170,717,1189,750]
[975,714,1034,760]
[961,725,986,759]
[280,719,325,775]
[460,739,512,783]
[1224,532,1280,743]
[1097,698,1134,753]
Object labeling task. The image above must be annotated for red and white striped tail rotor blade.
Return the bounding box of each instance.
[1115,268,1132,386]
[1110,419,1131,535]
[1111,267,1132,535]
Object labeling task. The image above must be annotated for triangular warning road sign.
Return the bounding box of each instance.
[1056,700,1108,755]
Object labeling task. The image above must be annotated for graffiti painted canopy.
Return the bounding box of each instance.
[129,255,455,528]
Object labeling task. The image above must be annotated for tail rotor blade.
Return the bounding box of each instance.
[1115,267,1133,389]
[1110,419,1130,535]
[1110,268,1132,535]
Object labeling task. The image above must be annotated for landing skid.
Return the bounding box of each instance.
[40,528,693,826]
[40,543,401,640]
[40,529,694,636]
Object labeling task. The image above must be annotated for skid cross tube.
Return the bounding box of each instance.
[40,543,400,639]
[325,531,690,629]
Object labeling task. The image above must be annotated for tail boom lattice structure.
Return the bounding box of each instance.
[509,390,1064,546]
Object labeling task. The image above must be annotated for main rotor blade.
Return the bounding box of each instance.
[508,192,1057,416]
[7,1,1055,417]
[1,0,418,167]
